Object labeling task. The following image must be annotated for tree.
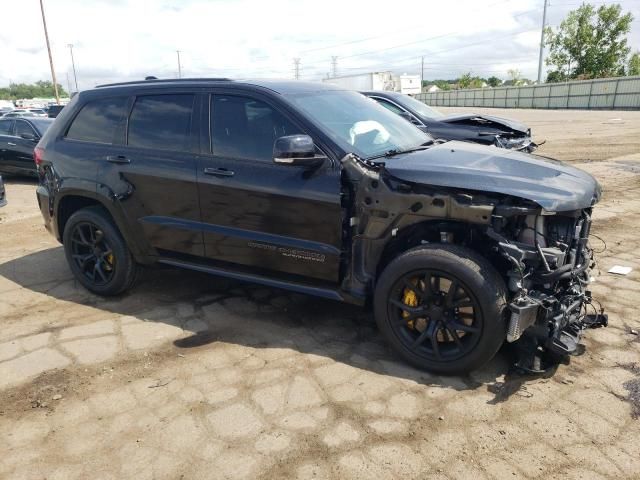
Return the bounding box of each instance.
[0,81,67,100]
[629,52,640,76]
[487,76,502,87]
[457,72,484,89]
[544,3,634,81]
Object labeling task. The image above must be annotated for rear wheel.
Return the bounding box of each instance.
[374,244,508,374]
[63,206,137,296]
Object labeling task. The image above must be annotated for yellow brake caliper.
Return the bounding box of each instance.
[402,278,419,329]
[105,253,115,271]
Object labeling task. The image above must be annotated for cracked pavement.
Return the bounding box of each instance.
[1,108,640,479]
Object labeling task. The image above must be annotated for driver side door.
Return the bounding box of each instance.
[196,92,343,283]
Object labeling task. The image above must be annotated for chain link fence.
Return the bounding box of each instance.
[416,75,640,110]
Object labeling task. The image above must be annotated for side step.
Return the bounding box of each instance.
[158,258,350,303]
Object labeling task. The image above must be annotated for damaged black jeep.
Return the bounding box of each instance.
[35,79,605,374]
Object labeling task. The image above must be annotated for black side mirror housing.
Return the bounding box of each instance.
[273,135,326,167]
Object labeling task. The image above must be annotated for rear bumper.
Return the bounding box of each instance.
[36,185,60,241]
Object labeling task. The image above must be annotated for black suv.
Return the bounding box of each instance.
[35,78,605,374]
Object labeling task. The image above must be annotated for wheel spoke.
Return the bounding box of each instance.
[432,275,441,294]
[94,262,108,283]
[76,227,90,246]
[422,272,433,300]
[73,253,94,268]
[389,299,427,323]
[444,323,463,350]
[411,325,432,348]
[452,298,473,308]
[445,280,459,307]
[428,321,442,359]
[449,321,480,334]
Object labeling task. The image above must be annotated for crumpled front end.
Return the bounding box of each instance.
[494,130,539,153]
[488,206,607,372]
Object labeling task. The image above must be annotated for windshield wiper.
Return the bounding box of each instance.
[367,143,432,161]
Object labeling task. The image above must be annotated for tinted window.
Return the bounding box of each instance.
[15,121,37,137]
[66,97,127,144]
[211,95,301,161]
[0,120,12,135]
[374,98,405,115]
[127,94,194,151]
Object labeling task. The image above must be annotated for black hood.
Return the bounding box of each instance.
[439,113,529,134]
[383,141,601,212]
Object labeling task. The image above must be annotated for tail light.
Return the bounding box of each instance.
[34,146,44,166]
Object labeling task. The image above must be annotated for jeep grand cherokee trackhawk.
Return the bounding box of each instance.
[35,78,606,374]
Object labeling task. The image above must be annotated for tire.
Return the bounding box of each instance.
[374,244,508,375]
[62,206,137,296]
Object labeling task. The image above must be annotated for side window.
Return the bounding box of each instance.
[66,97,127,144]
[15,121,36,137]
[0,120,12,135]
[374,98,405,115]
[211,95,302,161]
[127,94,194,151]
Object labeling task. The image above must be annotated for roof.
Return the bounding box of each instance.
[94,78,343,95]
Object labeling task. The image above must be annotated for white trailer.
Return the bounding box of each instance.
[322,71,397,91]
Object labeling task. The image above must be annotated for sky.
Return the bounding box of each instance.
[1,0,639,91]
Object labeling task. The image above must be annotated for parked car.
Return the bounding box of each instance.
[2,110,37,118]
[0,175,6,207]
[46,104,65,118]
[0,117,54,176]
[23,108,48,117]
[362,90,538,152]
[35,78,604,374]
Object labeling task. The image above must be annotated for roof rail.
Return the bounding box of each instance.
[96,77,233,88]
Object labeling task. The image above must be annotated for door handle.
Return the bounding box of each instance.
[203,167,234,177]
[106,155,131,164]
[7,142,16,146]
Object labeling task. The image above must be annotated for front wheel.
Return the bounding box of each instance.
[63,206,137,296]
[374,245,508,375]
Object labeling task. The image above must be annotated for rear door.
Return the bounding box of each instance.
[12,120,40,173]
[0,119,15,172]
[196,91,343,283]
[99,92,203,257]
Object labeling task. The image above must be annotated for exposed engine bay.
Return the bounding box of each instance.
[340,151,606,372]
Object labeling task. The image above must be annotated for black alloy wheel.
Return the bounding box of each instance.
[70,222,115,285]
[388,270,482,363]
[374,245,508,374]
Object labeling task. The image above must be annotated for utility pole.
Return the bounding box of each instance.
[176,50,182,78]
[421,56,425,91]
[293,58,301,80]
[331,56,338,78]
[38,0,60,104]
[537,0,549,84]
[67,44,78,92]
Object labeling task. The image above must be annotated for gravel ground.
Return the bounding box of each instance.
[0,107,639,479]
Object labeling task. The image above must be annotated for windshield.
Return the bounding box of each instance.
[393,94,444,120]
[285,90,431,159]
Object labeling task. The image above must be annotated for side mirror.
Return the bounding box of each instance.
[20,132,38,141]
[273,135,326,167]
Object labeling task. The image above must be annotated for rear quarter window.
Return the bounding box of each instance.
[65,97,128,144]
